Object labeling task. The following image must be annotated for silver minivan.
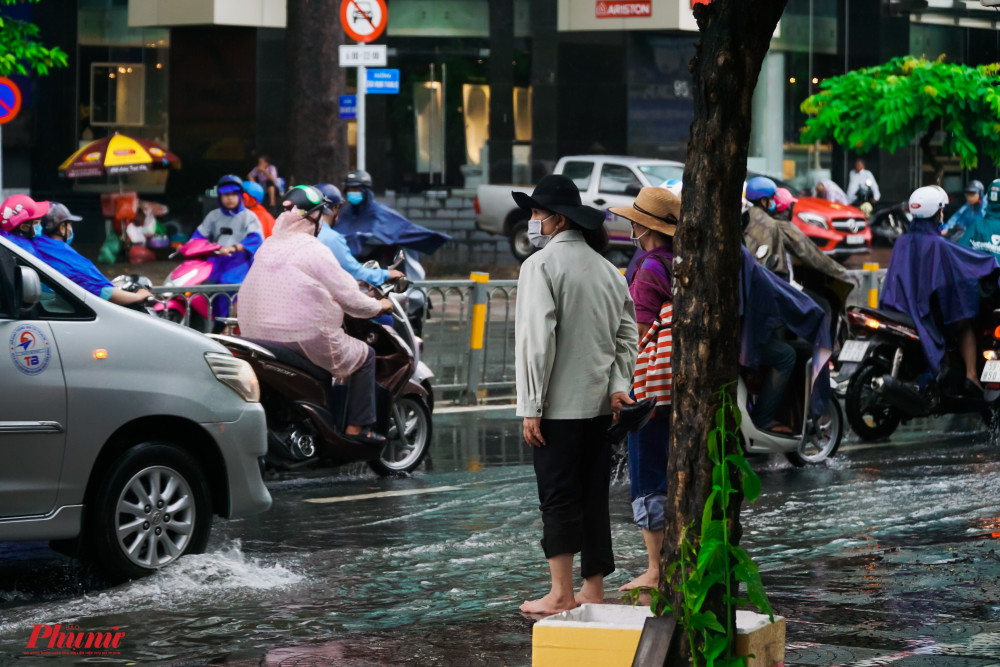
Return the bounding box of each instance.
[0,235,271,581]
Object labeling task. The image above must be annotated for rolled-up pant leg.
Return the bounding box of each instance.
[532,415,615,579]
[345,346,377,426]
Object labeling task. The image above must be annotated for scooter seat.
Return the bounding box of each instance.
[244,339,333,384]
[854,306,916,329]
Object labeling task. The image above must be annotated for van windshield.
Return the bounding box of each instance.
[637,163,684,185]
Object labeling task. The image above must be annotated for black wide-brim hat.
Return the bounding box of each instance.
[512,174,606,231]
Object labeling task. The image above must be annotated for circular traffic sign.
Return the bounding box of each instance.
[340,0,387,43]
[0,77,22,125]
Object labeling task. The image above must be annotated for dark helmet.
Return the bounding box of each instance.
[282,185,327,218]
[217,174,244,193]
[315,183,344,213]
[965,180,985,195]
[343,169,373,190]
[41,202,82,235]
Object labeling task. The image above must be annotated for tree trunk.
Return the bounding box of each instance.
[665,1,786,664]
[286,0,349,188]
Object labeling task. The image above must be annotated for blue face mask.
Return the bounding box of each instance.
[346,192,364,206]
[32,222,42,237]
[767,199,777,213]
[65,226,74,246]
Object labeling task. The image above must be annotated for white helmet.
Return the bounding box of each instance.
[661,179,683,197]
[908,185,948,219]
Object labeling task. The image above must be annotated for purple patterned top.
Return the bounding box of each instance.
[627,245,673,325]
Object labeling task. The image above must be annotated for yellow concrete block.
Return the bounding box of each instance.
[532,604,651,667]
[735,610,786,667]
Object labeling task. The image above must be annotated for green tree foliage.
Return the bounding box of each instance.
[801,56,1000,182]
[0,0,68,76]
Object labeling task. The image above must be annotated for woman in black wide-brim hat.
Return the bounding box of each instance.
[513,174,638,615]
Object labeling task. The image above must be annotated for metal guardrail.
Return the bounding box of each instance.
[152,266,889,404]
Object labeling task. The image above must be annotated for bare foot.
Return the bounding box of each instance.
[618,569,659,592]
[519,592,578,615]
[575,578,604,605]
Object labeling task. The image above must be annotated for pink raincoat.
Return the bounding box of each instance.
[238,210,383,378]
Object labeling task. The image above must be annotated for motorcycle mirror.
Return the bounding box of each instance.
[394,277,410,293]
[390,250,405,270]
[362,260,380,270]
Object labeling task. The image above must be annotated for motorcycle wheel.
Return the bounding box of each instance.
[786,398,843,466]
[845,363,901,441]
[368,395,432,476]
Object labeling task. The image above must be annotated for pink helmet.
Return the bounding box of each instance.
[773,187,795,213]
[1,195,50,233]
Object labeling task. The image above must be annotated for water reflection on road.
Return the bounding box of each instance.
[1,407,999,666]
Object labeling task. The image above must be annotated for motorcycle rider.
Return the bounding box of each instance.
[192,175,264,284]
[743,176,850,284]
[34,202,153,307]
[846,159,881,210]
[772,187,795,221]
[942,180,987,238]
[238,185,395,444]
[1,194,45,257]
[242,180,275,238]
[314,183,405,286]
[881,185,1000,395]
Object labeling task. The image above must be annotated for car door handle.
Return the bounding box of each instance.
[0,421,65,434]
[593,198,606,206]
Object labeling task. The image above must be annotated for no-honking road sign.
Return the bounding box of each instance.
[340,0,388,43]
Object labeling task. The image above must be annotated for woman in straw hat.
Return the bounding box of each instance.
[513,174,638,615]
[608,186,679,592]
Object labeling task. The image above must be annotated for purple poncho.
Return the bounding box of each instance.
[880,218,1000,373]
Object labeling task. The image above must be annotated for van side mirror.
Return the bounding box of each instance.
[18,266,41,310]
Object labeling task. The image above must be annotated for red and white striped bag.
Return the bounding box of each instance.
[633,301,673,405]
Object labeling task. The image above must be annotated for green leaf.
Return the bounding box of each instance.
[690,610,726,633]
[704,634,729,661]
[725,454,762,502]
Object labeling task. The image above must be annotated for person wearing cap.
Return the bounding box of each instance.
[513,174,638,615]
[959,179,1000,263]
[607,187,677,593]
[1,194,46,258]
[941,180,987,236]
[314,182,405,286]
[33,202,153,307]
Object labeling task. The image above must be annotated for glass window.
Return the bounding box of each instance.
[90,63,146,126]
[637,163,684,185]
[562,161,594,191]
[598,164,640,195]
[17,262,94,321]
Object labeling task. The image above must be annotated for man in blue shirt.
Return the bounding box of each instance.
[941,180,986,235]
[314,183,404,286]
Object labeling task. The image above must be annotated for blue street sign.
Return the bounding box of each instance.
[339,94,357,120]
[365,68,400,95]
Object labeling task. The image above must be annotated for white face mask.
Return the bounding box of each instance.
[528,214,555,249]
[630,225,650,248]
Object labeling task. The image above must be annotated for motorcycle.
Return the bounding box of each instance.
[155,238,222,331]
[739,339,843,466]
[841,302,1000,441]
[356,243,429,336]
[851,179,877,219]
[208,267,434,475]
[869,202,911,247]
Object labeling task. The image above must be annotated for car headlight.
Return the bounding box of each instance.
[797,212,829,229]
[205,352,260,402]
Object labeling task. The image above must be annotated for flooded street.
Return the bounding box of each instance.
[2,407,1000,666]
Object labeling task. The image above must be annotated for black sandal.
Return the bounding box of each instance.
[346,427,387,445]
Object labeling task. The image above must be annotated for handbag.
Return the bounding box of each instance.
[633,300,673,405]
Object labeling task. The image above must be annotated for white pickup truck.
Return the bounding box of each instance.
[474,155,684,262]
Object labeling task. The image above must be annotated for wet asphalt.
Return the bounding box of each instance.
[0,406,999,666]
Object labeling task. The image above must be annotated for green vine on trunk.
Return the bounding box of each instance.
[624,384,773,667]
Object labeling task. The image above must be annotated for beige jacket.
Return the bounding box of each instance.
[515,230,638,419]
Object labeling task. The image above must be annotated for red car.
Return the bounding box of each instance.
[752,173,872,260]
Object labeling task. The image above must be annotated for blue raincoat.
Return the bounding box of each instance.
[1,231,40,259]
[336,186,451,257]
[33,235,115,299]
[959,179,1000,261]
[882,217,1000,373]
[740,247,832,416]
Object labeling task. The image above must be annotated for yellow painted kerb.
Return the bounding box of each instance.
[470,272,489,350]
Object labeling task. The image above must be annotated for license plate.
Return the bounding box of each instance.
[981,360,1000,383]
[838,340,870,363]
[846,234,865,244]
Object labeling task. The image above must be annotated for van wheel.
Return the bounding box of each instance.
[88,443,212,582]
[509,216,535,262]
